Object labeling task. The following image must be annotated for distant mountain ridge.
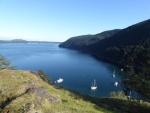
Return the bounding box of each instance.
[11,39,27,42]
[0,39,54,43]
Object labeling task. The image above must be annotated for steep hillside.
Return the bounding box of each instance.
[0,69,109,113]
[59,29,120,50]
[88,19,150,51]
[59,19,150,66]
[86,19,150,65]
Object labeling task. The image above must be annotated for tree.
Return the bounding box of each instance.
[37,70,51,84]
[0,55,15,70]
[121,39,150,101]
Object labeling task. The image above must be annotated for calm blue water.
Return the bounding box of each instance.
[0,43,123,97]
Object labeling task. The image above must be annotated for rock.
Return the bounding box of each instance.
[26,87,61,104]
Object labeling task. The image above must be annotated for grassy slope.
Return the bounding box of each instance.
[0,69,109,113]
[0,69,150,113]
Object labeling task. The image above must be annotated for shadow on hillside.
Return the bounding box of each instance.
[93,98,150,113]
[54,85,150,113]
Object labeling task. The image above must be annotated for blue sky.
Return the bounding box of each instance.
[0,0,150,42]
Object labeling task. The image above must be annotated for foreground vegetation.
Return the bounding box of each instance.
[0,69,103,113]
[0,69,150,113]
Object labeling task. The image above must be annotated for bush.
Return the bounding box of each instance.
[0,89,2,94]
[110,91,125,98]
[0,55,16,70]
[37,70,51,84]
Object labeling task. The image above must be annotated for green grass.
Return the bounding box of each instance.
[0,69,150,113]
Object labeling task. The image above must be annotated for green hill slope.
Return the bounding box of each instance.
[0,69,110,113]
[59,29,120,50]
[86,19,150,65]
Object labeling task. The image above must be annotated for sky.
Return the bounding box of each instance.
[0,0,150,42]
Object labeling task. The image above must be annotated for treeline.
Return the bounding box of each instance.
[121,38,150,100]
[102,38,150,100]
[59,29,120,50]
[104,38,150,65]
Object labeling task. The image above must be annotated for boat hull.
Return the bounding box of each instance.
[55,78,63,83]
[91,86,97,90]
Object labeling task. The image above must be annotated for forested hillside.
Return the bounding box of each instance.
[60,19,150,66]
[59,29,120,50]
[87,19,150,65]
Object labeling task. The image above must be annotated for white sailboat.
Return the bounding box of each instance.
[114,81,118,86]
[112,70,119,86]
[55,78,63,83]
[127,91,132,99]
[91,79,97,90]
[113,70,115,77]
